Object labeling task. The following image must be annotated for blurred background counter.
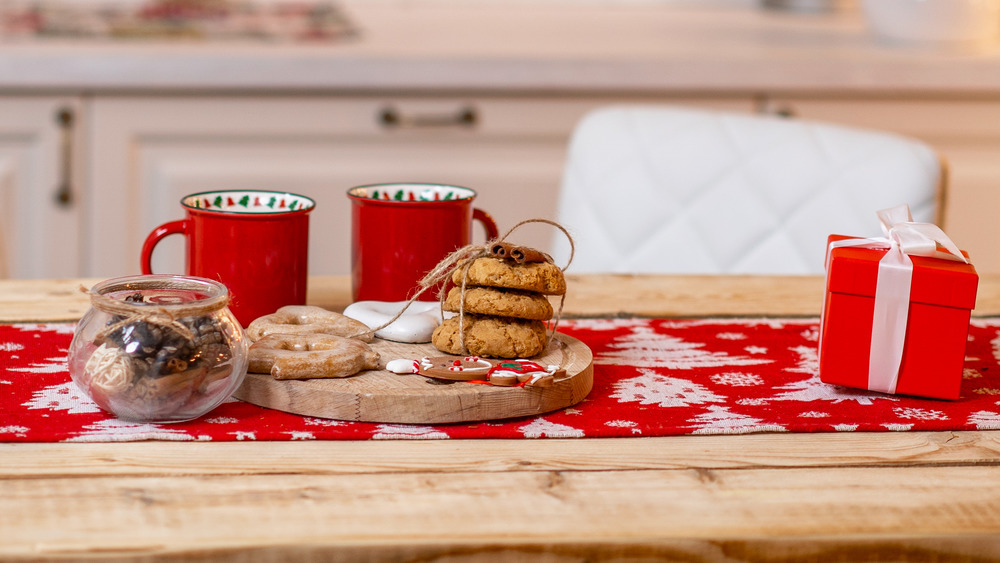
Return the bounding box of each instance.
[1,0,999,279]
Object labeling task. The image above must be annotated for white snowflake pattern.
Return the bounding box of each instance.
[967,410,1000,430]
[991,331,1000,364]
[893,407,948,421]
[660,318,809,330]
[66,419,196,442]
[736,398,768,406]
[204,416,239,424]
[883,423,915,431]
[0,425,29,437]
[519,418,585,438]
[562,318,644,331]
[21,323,76,335]
[234,431,257,440]
[689,405,786,435]
[745,346,768,355]
[288,431,315,440]
[833,424,859,431]
[611,368,726,408]
[304,417,349,427]
[800,328,819,342]
[604,420,641,435]
[772,374,892,406]
[22,382,101,414]
[964,368,983,379]
[710,372,763,387]
[973,388,1000,395]
[785,345,818,375]
[597,325,771,369]
[11,355,69,374]
[0,342,24,352]
[605,419,638,428]
[798,411,831,418]
[716,332,747,340]
[372,424,450,440]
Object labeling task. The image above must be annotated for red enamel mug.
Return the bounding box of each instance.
[348,183,498,302]
[140,190,315,327]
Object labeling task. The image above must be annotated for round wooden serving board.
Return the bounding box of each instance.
[233,333,593,424]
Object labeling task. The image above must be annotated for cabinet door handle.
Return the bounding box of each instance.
[379,106,478,129]
[755,97,797,119]
[54,107,74,208]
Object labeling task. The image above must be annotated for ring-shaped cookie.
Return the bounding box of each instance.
[246,305,373,342]
[248,333,380,380]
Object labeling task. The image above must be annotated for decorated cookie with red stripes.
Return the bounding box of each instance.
[385,356,565,388]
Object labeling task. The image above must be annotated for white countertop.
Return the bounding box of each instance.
[3,0,1000,94]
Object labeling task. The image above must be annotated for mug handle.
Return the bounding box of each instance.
[473,208,499,241]
[141,219,189,274]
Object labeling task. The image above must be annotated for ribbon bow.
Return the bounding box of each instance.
[823,204,967,395]
[876,205,967,265]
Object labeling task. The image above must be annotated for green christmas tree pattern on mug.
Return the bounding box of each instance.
[184,191,314,213]
[353,184,474,202]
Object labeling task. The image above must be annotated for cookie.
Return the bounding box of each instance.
[248,333,380,380]
[385,356,565,387]
[431,314,548,358]
[443,286,554,320]
[451,257,566,295]
[246,305,373,342]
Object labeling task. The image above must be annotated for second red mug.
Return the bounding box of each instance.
[348,183,498,302]
[140,190,315,326]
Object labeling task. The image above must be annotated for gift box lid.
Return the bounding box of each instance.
[826,234,979,310]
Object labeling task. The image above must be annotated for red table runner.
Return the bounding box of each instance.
[3,318,1000,442]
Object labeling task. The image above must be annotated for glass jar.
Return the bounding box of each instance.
[67,274,249,423]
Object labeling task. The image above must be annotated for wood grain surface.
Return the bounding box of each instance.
[8,274,1000,322]
[4,275,1000,561]
[234,333,593,423]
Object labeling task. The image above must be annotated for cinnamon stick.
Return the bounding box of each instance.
[490,241,548,264]
[509,246,548,264]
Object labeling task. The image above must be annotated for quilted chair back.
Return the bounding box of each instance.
[551,106,943,274]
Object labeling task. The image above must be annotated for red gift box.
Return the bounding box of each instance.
[819,234,978,400]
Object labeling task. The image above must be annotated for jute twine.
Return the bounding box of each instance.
[81,279,230,343]
[358,218,575,354]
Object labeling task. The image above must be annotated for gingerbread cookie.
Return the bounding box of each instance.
[452,257,566,295]
[443,286,553,321]
[248,333,379,380]
[485,359,565,387]
[431,314,547,359]
[385,356,493,381]
[385,355,565,388]
[246,305,372,342]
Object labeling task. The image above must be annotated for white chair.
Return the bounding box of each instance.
[551,105,944,274]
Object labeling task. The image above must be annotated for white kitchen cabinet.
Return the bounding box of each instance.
[761,97,1000,275]
[29,92,1000,280]
[85,95,750,279]
[0,97,82,279]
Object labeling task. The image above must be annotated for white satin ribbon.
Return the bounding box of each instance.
[822,204,968,394]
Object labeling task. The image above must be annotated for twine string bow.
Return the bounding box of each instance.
[81,282,230,343]
[358,218,575,354]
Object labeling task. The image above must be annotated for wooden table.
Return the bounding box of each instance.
[4,275,1000,561]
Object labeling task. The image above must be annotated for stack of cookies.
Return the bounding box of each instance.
[431,255,566,358]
